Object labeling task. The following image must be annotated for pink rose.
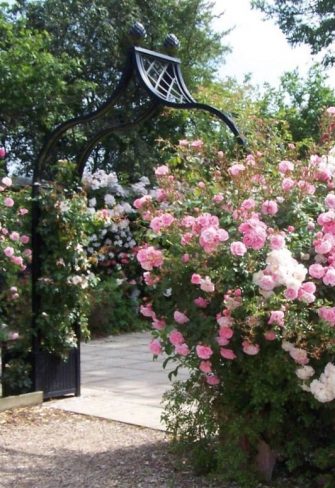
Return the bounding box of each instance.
[269,234,285,250]
[230,241,247,256]
[137,246,164,271]
[4,197,14,207]
[220,348,236,360]
[140,304,156,318]
[20,235,30,244]
[323,268,335,286]
[11,256,23,266]
[179,139,189,147]
[0,147,6,159]
[326,107,335,115]
[182,253,190,263]
[194,297,209,308]
[212,193,224,203]
[191,139,203,149]
[19,208,29,215]
[9,231,20,241]
[1,176,12,187]
[264,330,277,341]
[199,360,212,373]
[229,163,245,177]
[133,195,152,209]
[175,343,190,356]
[325,193,335,209]
[173,310,190,324]
[191,273,202,285]
[143,272,160,286]
[282,178,295,191]
[242,341,260,356]
[200,276,215,293]
[149,339,162,355]
[196,344,213,360]
[154,165,169,176]
[169,329,184,346]
[278,160,294,173]
[289,347,309,365]
[241,198,256,210]
[318,306,335,325]
[309,263,325,279]
[284,287,299,300]
[268,310,284,326]
[219,326,234,339]
[4,246,14,257]
[261,200,278,215]
[206,375,220,385]
[152,318,166,330]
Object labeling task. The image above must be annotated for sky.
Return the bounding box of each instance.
[213,0,335,88]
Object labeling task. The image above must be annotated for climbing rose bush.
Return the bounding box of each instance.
[136,113,335,484]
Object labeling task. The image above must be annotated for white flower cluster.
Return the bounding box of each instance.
[309,363,335,403]
[253,248,307,298]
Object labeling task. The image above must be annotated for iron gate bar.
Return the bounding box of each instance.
[30,26,246,400]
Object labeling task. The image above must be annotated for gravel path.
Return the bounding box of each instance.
[0,406,231,488]
[0,406,308,488]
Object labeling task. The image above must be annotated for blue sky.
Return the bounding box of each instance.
[213,0,335,88]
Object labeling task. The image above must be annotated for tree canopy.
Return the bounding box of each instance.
[0,0,229,176]
[252,0,335,66]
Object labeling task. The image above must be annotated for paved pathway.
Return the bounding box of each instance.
[48,332,188,430]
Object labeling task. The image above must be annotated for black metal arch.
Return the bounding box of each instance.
[34,45,246,181]
[31,38,246,400]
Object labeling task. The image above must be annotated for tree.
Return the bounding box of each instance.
[251,0,335,66]
[0,0,230,176]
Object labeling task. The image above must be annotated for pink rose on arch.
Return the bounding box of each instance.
[169,329,185,346]
[242,341,260,356]
[173,310,190,324]
[196,344,213,360]
[220,348,236,360]
[230,241,247,257]
[149,339,162,355]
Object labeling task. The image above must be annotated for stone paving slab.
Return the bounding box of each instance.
[48,332,188,430]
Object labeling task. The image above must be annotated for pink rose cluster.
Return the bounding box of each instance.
[180,213,229,254]
[137,246,164,271]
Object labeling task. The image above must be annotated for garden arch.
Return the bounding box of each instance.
[31,23,246,399]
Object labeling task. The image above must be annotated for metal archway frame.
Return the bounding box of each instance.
[34,45,246,181]
[31,42,246,399]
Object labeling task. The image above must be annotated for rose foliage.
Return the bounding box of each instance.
[136,110,335,485]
